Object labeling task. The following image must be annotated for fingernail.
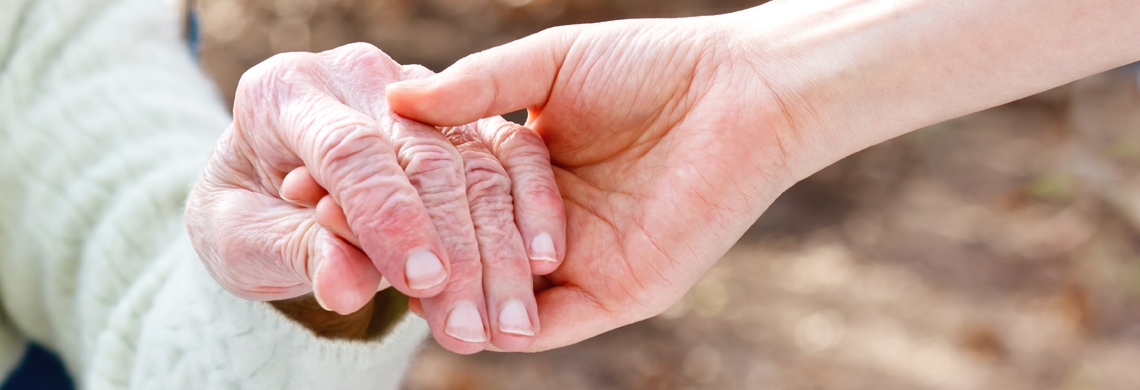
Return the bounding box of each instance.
[311,245,333,312]
[405,250,447,290]
[445,302,487,343]
[530,233,557,263]
[498,301,535,336]
[279,193,303,207]
[393,76,437,90]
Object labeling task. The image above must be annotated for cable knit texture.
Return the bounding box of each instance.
[0,0,428,388]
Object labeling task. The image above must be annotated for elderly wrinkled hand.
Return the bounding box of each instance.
[185,43,565,353]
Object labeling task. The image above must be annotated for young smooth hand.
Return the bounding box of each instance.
[387,15,798,351]
[388,0,1140,351]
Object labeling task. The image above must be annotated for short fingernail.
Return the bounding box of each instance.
[530,233,557,263]
[405,250,447,290]
[312,284,333,312]
[498,300,535,337]
[392,76,437,90]
[280,193,302,206]
[311,254,333,312]
[445,302,487,343]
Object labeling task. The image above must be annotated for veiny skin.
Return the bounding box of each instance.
[185,43,566,353]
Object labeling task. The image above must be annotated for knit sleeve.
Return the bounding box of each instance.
[0,0,428,388]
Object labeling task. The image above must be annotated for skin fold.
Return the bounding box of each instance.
[185,43,567,353]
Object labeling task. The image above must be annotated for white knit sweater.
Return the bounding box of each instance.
[0,0,428,388]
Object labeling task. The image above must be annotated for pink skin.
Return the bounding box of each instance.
[387,19,794,352]
[185,43,565,353]
[386,0,1140,352]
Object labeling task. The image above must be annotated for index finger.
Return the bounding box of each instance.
[235,53,451,297]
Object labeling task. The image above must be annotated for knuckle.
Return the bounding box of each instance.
[322,42,400,82]
[465,158,514,213]
[482,247,525,268]
[484,122,551,162]
[307,123,408,209]
[442,124,483,149]
[234,52,321,122]
[336,42,382,57]
[370,194,428,235]
[442,243,482,270]
[237,52,317,101]
[309,141,430,251]
[496,123,546,150]
[517,180,562,207]
[401,142,465,195]
[477,226,527,267]
[326,42,387,69]
[313,123,384,177]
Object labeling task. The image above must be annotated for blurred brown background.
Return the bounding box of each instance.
[198,1,1140,389]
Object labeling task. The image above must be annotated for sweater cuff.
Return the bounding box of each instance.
[88,232,428,389]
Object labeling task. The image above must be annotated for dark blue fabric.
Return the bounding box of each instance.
[1,344,74,390]
[186,7,200,59]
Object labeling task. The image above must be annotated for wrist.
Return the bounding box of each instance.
[723,0,1140,183]
[719,0,921,183]
[706,6,848,187]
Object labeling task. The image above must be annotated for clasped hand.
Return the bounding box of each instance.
[190,11,798,355]
[186,43,566,354]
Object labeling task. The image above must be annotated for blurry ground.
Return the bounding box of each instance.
[199,1,1140,389]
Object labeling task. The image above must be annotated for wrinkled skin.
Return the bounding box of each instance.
[186,43,566,353]
[388,16,799,351]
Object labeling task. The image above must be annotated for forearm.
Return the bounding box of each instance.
[732,0,1140,181]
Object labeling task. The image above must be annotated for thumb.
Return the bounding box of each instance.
[386,26,581,126]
